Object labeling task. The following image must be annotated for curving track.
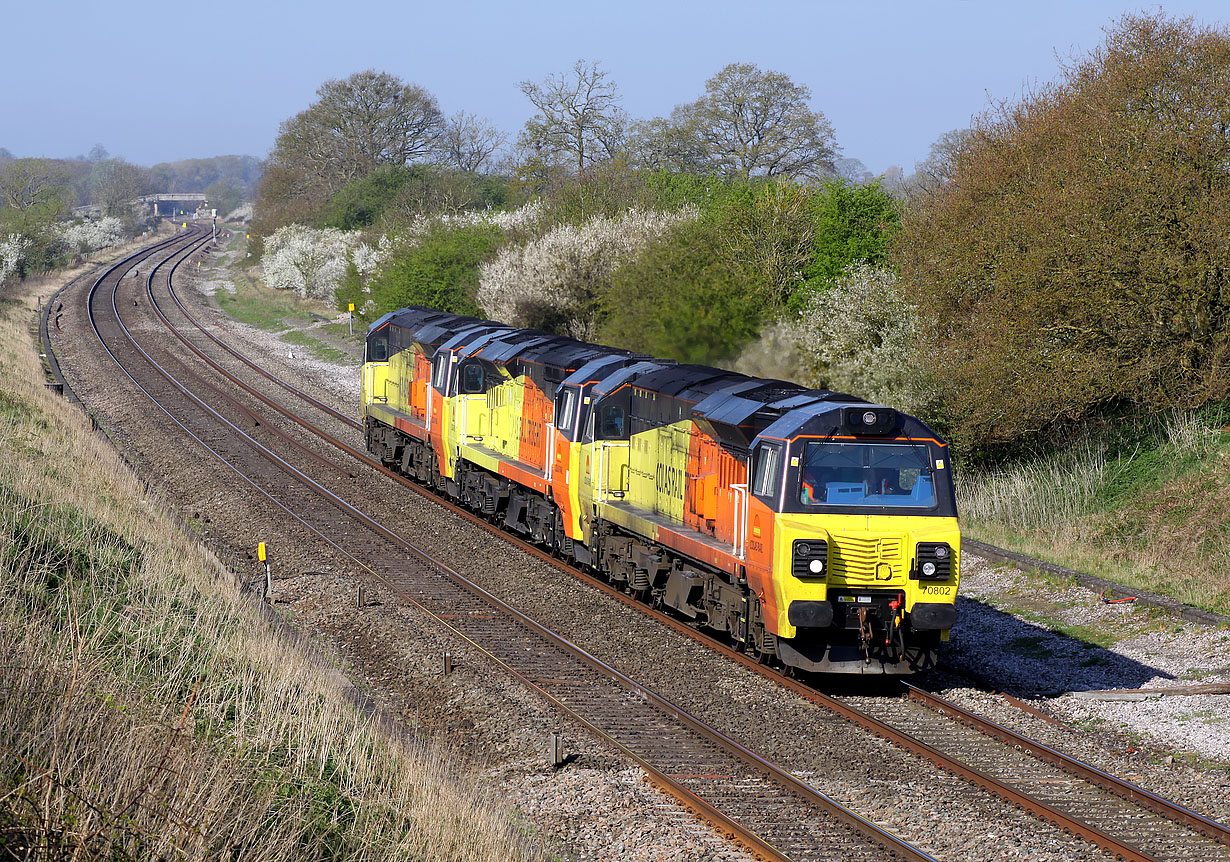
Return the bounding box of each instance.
[71,231,937,861]
[46,230,1230,862]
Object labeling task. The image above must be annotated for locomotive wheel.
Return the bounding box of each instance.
[751,626,777,666]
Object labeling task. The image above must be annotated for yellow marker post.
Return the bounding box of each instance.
[258,542,271,600]
[348,302,355,336]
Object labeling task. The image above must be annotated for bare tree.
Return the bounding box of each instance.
[519,60,628,171]
[437,111,507,173]
[902,128,972,200]
[0,158,68,210]
[625,117,707,173]
[682,63,838,181]
[89,159,149,216]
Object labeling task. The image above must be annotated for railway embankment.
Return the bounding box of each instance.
[0,260,537,861]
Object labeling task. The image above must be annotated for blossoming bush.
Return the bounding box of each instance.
[261,225,360,301]
[476,206,694,338]
[1,234,30,284]
[60,217,125,254]
[790,262,936,414]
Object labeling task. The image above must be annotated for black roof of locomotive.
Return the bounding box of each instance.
[373,307,942,454]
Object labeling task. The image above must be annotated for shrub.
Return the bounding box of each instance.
[367,223,502,317]
[59,216,125,253]
[1,233,30,284]
[476,207,693,338]
[261,224,359,301]
[895,13,1230,452]
[600,219,762,363]
[790,263,936,416]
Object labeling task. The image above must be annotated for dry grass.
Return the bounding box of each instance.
[0,272,537,860]
[957,411,1230,614]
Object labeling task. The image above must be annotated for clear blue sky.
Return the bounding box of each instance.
[3,0,1226,176]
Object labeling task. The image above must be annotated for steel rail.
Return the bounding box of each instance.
[903,683,1230,845]
[163,260,361,429]
[84,230,941,862]
[139,248,1230,862]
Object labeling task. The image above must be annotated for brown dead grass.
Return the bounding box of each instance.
[0,265,538,860]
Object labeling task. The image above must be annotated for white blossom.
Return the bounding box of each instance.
[1,233,31,284]
[225,203,253,222]
[476,206,695,338]
[352,233,394,280]
[791,262,935,413]
[262,224,360,301]
[403,199,543,239]
[59,217,125,253]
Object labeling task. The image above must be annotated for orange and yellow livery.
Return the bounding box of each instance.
[363,307,960,673]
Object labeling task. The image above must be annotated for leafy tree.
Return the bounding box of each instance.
[600,219,763,363]
[519,60,627,172]
[803,180,900,292]
[673,63,838,181]
[150,155,263,195]
[896,12,1230,452]
[367,223,501,316]
[205,179,244,217]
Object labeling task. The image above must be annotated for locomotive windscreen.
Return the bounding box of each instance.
[799,442,936,509]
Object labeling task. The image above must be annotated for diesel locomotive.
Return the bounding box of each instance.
[362,307,960,673]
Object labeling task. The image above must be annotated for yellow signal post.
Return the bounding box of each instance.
[348,302,355,336]
[258,542,271,600]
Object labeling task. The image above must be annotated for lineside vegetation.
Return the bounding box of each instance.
[0,275,536,859]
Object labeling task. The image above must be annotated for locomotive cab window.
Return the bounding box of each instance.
[554,386,578,437]
[751,443,782,501]
[599,404,626,439]
[367,332,388,363]
[432,352,450,391]
[799,442,936,509]
[460,363,484,394]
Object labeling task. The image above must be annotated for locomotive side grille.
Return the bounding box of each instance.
[829,535,904,583]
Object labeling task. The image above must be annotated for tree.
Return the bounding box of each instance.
[437,111,506,173]
[205,179,244,218]
[89,159,148,216]
[0,158,68,211]
[895,12,1230,452]
[678,63,838,180]
[256,70,444,232]
[625,117,708,173]
[519,60,627,172]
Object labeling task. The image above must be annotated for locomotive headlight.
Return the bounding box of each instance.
[862,410,877,425]
[797,543,811,556]
[809,559,825,575]
[934,545,949,559]
[921,561,937,577]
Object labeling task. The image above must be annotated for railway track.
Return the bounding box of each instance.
[49,231,1230,862]
[72,231,938,861]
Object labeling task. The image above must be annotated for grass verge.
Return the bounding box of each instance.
[0,272,536,860]
[958,407,1230,615]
